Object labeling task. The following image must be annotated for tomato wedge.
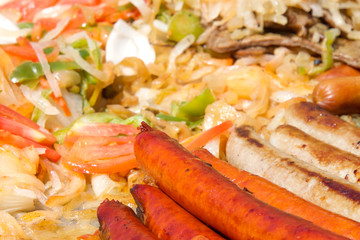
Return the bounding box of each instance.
[0,115,54,145]
[69,141,134,161]
[0,0,58,22]
[58,0,102,6]
[0,103,39,129]
[63,153,138,175]
[0,104,57,146]
[0,130,60,162]
[62,123,139,175]
[2,45,39,62]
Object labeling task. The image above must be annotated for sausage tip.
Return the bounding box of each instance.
[138,122,153,133]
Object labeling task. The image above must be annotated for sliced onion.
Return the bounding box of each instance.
[0,14,30,44]
[201,1,222,23]
[61,89,83,119]
[2,145,40,175]
[46,165,63,195]
[0,68,17,106]
[0,211,26,239]
[129,0,152,20]
[153,19,168,32]
[204,137,220,158]
[105,19,155,66]
[30,42,62,97]
[270,90,299,103]
[267,108,286,132]
[47,89,83,129]
[0,190,35,212]
[40,17,70,42]
[174,0,184,11]
[57,37,107,80]
[20,85,60,115]
[167,34,195,72]
[65,31,99,52]
[0,172,45,193]
[91,174,122,198]
[42,159,86,207]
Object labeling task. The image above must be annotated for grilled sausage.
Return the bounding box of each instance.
[134,122,349,240]
[270,124,360,183]
[194,148,360,240]
[131,184,225,240]
[285,101,360,156]
[226,125,360,223]
[97,199,158,240]
[313,76,360,115]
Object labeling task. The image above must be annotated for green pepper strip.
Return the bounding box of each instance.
[176,87,216,119]
[80,79,95,114]
[10,61,81,84]
[156,87,215,129]
[308,28,340,76]
[71,38,102,70]
[167,10,204,42]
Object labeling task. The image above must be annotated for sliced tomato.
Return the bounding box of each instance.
[0,105,57,146]
[69,122,139,137]
[0,0,58,22]
[58,0,102,6]
[70,141,134,161]
[65,15,87,30]
[64,135,135,145]
[183,120,233,151]
[61,123,138,175]
[316,64,360,81]
[2,45,38,62]
[0,103,39,129]
[95,5,141,22]
[34,18,59,31]
[0,115,48,143]
[63,153,138,175]
[0,130,60,162]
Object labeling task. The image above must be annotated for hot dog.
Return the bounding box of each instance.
[131,184,225,240]
[97,199,158,240]
[313,76,360,115]
[270,124,360,183]
[134,122,349,240]
[285,101,360,156]
[226,125,360,223]
[193,148,360,240]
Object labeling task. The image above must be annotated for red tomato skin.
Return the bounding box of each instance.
[0,130,60,161]
[0,0,58,21]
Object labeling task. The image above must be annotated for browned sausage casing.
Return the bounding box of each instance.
[131,184,225,240]
[285,101,360,157]
[134,122,349,240]
[270,124,360,183]
[227,125,360,223]
[97,199,158,240]
[313,76,360,114]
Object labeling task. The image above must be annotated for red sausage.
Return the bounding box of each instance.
[192,148,360,240]
[131,184,225,240]
[134,122,349,240]
[97,199,158,240]
[313,76,360,114]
